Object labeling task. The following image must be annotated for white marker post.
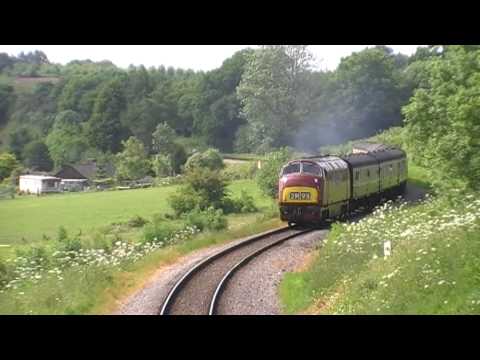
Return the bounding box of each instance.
[384,240,392,258]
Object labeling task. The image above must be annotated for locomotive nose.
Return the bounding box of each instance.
[280,174,321,204]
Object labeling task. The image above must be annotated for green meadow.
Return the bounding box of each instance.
[0,179,269,245]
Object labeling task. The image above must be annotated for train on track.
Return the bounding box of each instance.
[278,146,407,226]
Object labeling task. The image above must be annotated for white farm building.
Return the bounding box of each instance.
[19,175,61,194]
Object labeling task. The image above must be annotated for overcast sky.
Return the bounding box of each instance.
[0,45,424,72]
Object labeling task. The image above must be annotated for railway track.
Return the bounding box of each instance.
[160,226,313,315]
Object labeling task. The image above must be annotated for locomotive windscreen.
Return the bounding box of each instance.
[282,162,301,175]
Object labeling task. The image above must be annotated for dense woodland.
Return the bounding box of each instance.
[1,45,479,190]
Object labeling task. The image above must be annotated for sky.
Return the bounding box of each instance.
[0,45,424,72]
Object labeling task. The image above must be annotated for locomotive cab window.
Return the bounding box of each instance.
[301,162,322,176]
[282,162,300,175]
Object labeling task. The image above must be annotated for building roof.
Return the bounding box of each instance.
[20,175,60,181]
[60,179,89,182]
[55,161,115,180]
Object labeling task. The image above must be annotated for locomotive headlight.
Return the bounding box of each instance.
[281,176,287,183]
[314,178,318,184]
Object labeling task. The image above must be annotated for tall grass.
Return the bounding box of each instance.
[280,192,480,314]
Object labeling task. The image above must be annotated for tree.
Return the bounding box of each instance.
[151,122,176,155]
[86,76,130,153]
[303,46,412,148]
[7,128,33,161]
[256,148,291,198]
[192,49,253,150]
[152,154,173,177]
[184,148,224,172]
[403,45,480,190]
[237,46,314,150]
[46,110,88,167]
[22,141,54,171]
[0,84,14,126]
[0,53,15,72]
[0,153,19,181]
[115,137,151,181]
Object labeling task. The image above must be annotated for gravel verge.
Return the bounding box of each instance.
[215,229,327,315]
[112,227,289,315]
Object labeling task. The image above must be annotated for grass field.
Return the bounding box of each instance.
[0,177,282,314]
[0,179,270,245]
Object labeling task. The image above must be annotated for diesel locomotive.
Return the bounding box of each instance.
[278,148,407,226]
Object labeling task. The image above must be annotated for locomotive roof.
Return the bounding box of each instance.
[341,148,406,167]
[341,153,378,167]
[295,155,349,171]
[369,148,405,162]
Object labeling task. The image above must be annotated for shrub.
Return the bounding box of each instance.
[127,215,148,228]
[168,168,228,217]
[184,148,224,172]
[15,245,50,265]
[152,154,173,177]
[221,162,257,181]
[168,186,207,218]
[0,184,15,200]
[57,226,68,242]
[256,148,291,198]
[223,190,258,214]
[184,207,227,231]
[0,259,13,286]
[142,219,182,245]
[0,152,19,181]
[55,226,82,252]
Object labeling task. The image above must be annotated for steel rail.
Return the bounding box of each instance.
[159,226,297,315]
[208,228,313,315]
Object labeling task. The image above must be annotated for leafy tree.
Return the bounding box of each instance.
[86,76,130,153]
[169,142,187,175]
[403,45,480,190]
[184,148,224,172]
[45,110,88,167]
[0,84,14,125]
[0,153,19,181]
[0,53,15,72]
[151,122,176,155]
[237,46,314,150]
[7,128,34,161]
[152,154,173,177]
[168,167,228,216]
[115,137,151,181]
[256,148,291,198]
[22,141,53,171]
[192,49,252,150]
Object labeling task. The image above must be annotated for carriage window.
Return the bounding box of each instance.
[367,169,370,177]
[282,162,300,175]
[355,171,359,181]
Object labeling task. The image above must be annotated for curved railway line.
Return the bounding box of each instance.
[160,226,314,315]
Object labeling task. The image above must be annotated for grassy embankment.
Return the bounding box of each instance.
[279,158,480,314]
[0,167,284,314]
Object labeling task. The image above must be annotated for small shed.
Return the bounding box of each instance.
[55,160,115,191]
[19,175,61,194]
[60,179,89,192]
[352,142,388,154]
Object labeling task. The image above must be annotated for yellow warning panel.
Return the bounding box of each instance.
[282,186,318,204]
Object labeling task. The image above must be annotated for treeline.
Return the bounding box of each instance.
[2,45,477,189]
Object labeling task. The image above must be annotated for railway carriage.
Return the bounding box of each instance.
[278,147,407,226]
